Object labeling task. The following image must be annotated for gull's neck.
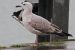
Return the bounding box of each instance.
[22,6,32,16]
[22,8,32,23]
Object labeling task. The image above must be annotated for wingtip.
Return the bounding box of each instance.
[68,34,73,37]
[62,32,73,37]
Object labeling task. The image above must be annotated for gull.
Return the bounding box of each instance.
[12,1,72,36]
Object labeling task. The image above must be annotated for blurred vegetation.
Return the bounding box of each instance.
[10,44,30,48]
[0,46,7,49]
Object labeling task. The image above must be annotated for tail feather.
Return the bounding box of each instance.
[62,32,72,37]
[53,32,72,37]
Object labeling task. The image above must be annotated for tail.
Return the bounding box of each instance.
[53,32,72,37]
[62,32,72,37]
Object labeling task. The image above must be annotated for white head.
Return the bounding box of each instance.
[16,1,33,15]
[21,1,33,11]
